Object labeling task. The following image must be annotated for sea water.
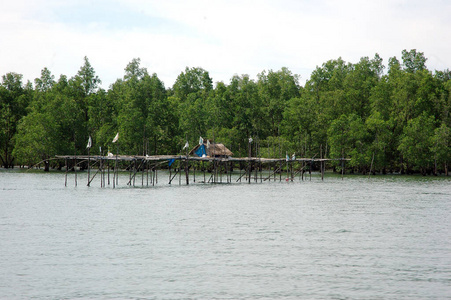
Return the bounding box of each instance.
[0,170,450,299]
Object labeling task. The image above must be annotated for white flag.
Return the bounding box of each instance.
[199,136,203,145]
[292,153,296,160]
[112,132,119,143]
[207,140,210,149]
[86,136,92,149]
[286,152,290,161]
[249,137,253,143]
[183,141,189,150]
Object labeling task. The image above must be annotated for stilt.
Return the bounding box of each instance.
[310,160,312,181]
[100,158,103,187]
[74,156,77,187]
[108,160,110,185]
[301,161,304,181]
[87,148,91,186]
[203,161,206,183]
[65,158,68,187]
[185,157,189,185]
[179,159,181,185]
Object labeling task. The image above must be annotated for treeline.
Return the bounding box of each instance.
[1,50,450,175]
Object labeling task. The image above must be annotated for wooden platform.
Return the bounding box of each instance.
[55,154,350,187]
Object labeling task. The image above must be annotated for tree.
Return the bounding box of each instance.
[0,72,31,168]
[401,49,427,73]
[328,114,370,172]
[431,123,450,175]
[172,67,213,145]
[257,67,300,137]
[110,59,178,155]
[398,112,435,174]
[69,56,101,123]
[34,68,55,92]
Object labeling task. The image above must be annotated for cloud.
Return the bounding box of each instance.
[1,0,450,89]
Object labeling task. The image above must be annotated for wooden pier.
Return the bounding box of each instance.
[56,154,350,188]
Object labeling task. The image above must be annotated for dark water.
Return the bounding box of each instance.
[1,170,450,299]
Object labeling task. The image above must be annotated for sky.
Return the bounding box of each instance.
[1,0,451,89]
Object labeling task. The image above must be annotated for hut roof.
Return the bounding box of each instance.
[189,141,233,157]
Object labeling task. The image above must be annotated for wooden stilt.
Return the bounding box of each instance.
[65,158,67,187]
[108,160,110,185]
[87,148,91,186]
[185,157,189,185]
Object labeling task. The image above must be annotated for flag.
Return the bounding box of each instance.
[199,136,204,145]
[168,158,175,166]
[286,152,290,161]
[249,137,253,143]
[86,136,92,149]
[292,153,296,160]
[112,132,119,143]
[183,141,189,150]
[207,140,210,149]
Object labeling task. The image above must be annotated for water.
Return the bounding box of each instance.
[0,169,450,299]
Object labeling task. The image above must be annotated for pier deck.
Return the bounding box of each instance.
[55,154,350,187]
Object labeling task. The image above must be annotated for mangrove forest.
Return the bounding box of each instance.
[1,49,450,175]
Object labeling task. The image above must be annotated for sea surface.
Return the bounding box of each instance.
[0,169,450,299]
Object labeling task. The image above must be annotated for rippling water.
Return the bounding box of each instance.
[1,170,450,299]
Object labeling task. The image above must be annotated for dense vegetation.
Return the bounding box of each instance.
[1,50,450,175]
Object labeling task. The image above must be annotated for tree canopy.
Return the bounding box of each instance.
[1,50,450,175]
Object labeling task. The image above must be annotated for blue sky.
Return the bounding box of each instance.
[1,0,450,89]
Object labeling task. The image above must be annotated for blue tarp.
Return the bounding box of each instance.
[195,144,206,157]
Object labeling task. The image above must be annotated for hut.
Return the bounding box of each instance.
[189,140,233,158]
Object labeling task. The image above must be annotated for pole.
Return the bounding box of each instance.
[65,158,67,187]
[87,147,91,186]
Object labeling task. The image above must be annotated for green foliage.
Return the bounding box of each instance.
[431,123,451,171]
[398,112,435,173]
[0,73,31,167]
[2,50,450,174]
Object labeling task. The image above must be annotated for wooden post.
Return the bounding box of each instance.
[239,161,242,183]
[65,158,67,187]
[248,161,251,184]
[87,147,91,186]
[310,160,312,181]
[185,156,189,185]
[108,160,110,185]
[146,161,149,186]
[286,153,289,181]
[275,161,278,181]
[100,157,103,187]
[74,158,77,187]
[301,161,304,181]
[193,161,196,183]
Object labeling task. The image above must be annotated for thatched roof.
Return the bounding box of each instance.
[189,141,233,157]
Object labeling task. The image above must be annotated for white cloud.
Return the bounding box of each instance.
[1,0,450,89]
